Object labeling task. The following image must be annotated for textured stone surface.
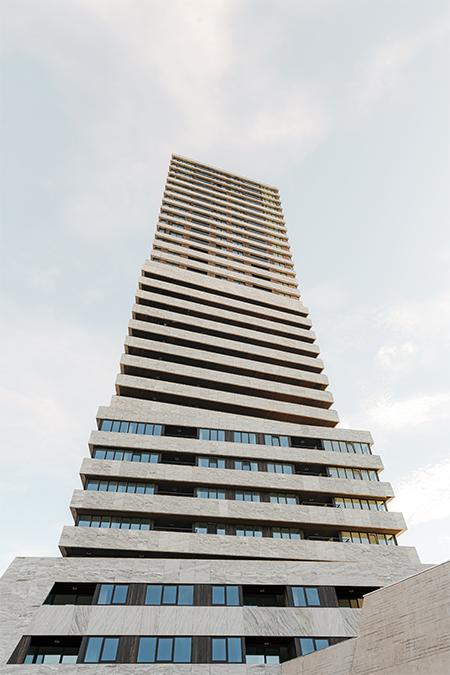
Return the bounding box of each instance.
[68,489,405,532]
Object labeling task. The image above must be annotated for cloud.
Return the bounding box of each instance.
[367,392,450,430]
[377,342,418,371]
[392,459,450,527]
[355,11,450,105]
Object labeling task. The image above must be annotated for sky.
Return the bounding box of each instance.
[0,0,449,575]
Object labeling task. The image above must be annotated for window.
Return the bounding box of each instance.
[84,637,119,663]
[194,522,226,535]
[340,531,397,545]
[323,439,371,455]
[93,448,159,463]
[145,585,194,606]
[264,434,289,447]
[328,466,378,481]
[335,497,386,511]
[44,583,96,606]
[235,526,262,537]
[96,584,128,605]
[199,428,225,441]
[137,637,192,663]
[267,462,294,474]
[211,637,243,663]
[291,587,321,607]
[298,637,330,655]
[77,515,151,530]
[197,455,225,469]
[234,459,258,471]
[196,487,226,500]
[269,493,297,505]
[86,480,155,494]
[24,638,81,664]
[212,585,240,606]
[234,431,257,444]
[99,420,162,436]
[235,490,260,502]
[272,528,301,540]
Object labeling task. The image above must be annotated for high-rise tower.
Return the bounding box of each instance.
[0,155,425,670]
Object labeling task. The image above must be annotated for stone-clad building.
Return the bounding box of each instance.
[0,155,438,671]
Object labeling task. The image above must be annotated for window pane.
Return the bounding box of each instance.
[315,639,329,651]
[292,587,306,606]
[305,587,320,606]
[137,423,146,434]
[300,638,315,655]
[97,584,113,604]
[228,637,243,663]
[178,585,194,606]
[157,637,173,662]
[145,585,162,605]
[137,637,156,663]
[101,420,113,431]
[162,585,177,604]
[226,586,240,606]
[84,637,103,663]
[101,638,118,662]
[212,586,225,604]
[112,584,128,604]
[173,637,192,663]
[128,422,137,434]
[211,638,226,661]
[119,421,128,432]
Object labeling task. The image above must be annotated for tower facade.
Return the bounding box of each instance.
[0,155,424,670]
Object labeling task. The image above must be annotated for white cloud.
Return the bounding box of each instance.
[355,12,450,105]
[377,342,418,371]
[392,459,450,527]
[367,392,450,430]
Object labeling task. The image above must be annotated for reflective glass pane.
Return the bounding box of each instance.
[292,587,306,606]
[300,638,315,655]
[137,423,146,434]
[212,586,225,604]
[305,587,320,606]
[156,637,173,661]
[95,449,106,459]
[211,638,226,661]
[112,585,128,604]
[226,586,240,606]
[119,421,128,432]
[178,585,194,606]
[101,638,118,662]
[97,584,113,604]
[173,637,192,663]
[84,637,103,663]
[162,585,177,604]
[228,637,243,663]
[101,420,113,431]
[137,637,156,663]
[315,639,329,651]
[145,585,162,605]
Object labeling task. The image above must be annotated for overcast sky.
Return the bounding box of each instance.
[1,0,449,574]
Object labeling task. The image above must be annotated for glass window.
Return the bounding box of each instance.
[270,493,297,505]
[84,637,118,663]
[305,587,320,606]
[178,585,194,606]
[299,638,315,655]
[137,637,156,663]
[235,459,258,471]
[100,420,113,431]
[157,638,173,661]
[292,586,306,606]
[197,456,225,468]
[236,526,262,537]
[212,585,239,605]
[162,585,177,604]
[211,638,226,662]
[272,528,301,540]
[234,431,257,444]
[145,585,162,605]
[267,462,293,474]
[173,637,192,663]
[235,490,260,502]
[228,637,243,663]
